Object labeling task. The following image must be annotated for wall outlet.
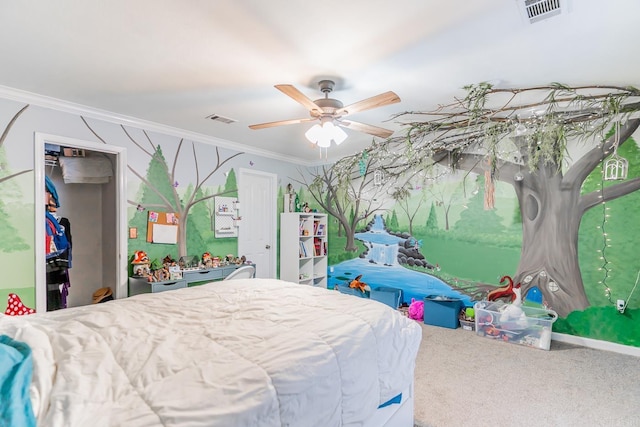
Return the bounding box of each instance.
[616,299,625,313]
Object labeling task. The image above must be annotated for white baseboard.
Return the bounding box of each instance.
[552,332,640,357]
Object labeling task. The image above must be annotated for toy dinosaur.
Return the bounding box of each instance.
[349,274,368,293]
[487,275,518,302]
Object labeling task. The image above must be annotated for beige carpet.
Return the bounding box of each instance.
[412,322,640,427]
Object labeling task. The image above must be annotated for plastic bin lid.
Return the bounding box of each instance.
[425,295,461,302]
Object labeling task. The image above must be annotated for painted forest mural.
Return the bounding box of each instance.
[293,84,640,347]
[0,84,639,348]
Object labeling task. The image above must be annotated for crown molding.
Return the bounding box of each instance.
[0,85,313,166]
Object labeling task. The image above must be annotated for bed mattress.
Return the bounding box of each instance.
[0,278,422,426]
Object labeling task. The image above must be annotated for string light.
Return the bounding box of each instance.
[598,142,614,304]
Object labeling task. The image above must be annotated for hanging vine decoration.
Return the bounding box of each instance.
[329,83,640,187]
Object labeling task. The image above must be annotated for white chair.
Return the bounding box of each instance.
[223,265,255,280]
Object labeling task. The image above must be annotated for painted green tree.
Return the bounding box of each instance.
[393,187,426,236]
[185,184,207,255]
[224,168,238,195]
[453,174,506,239]
[425,202,438,232]
[426,173,467,231]
[127,146,176,263]
[0,105,30,252]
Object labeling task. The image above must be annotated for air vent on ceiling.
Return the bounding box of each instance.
[522,0,562,23]
[205,114,237,124]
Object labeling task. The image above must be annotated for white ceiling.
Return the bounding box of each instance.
[1,0,639,165]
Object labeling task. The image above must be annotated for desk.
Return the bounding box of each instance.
[129,264,254,296]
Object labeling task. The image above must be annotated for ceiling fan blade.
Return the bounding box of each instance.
[338,120,395,138]
[249,117,315,130]
[336,91,400,116]
[275,84,322,114]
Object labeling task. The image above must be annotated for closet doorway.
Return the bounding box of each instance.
[34,133,127,312]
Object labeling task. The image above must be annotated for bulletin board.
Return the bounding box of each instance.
[146,211,180,244]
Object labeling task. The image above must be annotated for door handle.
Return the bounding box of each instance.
[265,244,271,249]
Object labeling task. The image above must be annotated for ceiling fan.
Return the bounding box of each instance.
[249,80,401,140]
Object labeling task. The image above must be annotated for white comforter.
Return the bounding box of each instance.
[1,279,422,427]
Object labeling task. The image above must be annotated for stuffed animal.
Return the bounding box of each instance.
[408,298,424,321]
[349,274,368,293]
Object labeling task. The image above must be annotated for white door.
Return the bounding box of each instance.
[238,168,276,278]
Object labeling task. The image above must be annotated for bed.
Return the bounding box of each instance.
[0,278,422,427]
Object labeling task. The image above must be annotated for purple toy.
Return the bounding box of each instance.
[408,298,424,321]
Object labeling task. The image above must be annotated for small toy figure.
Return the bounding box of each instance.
[134,265,150,277]
[132,250,149,264]
[153,266,171,282]
[349,274,368,293]
[132,250,151,277]
[202,252,213,268]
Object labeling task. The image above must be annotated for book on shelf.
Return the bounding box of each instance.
[323,241,327,256]
[313,220,320,236]
[317,223,325,236]
[299,241,308,258]
[313,237,322,256]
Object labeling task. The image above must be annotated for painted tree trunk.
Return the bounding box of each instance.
[343,225,358,252]
[513,163,589,317]
[178,221,187,258]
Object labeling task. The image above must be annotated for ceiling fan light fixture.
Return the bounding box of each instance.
[323,120,348,145]
[305,124,323,143]
[250,80,400,146]
[305,120,348,147]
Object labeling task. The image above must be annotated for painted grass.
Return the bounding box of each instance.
[420,236,521,285]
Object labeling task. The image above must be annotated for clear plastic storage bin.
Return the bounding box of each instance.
[474,301,557,350]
